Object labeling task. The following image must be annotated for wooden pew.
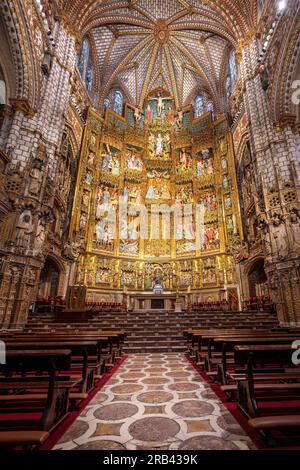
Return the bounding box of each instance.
[0,349,76,431]
[4,340,101,394]
[200,334,297,372]
[209,335,298,380]
[0,431,49,450]
[235,346,300,419]
[9,332,119,370]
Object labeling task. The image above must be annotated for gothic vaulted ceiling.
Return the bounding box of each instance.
[63,1,261,108]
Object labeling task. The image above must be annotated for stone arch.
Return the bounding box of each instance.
[0,0,39,108]
[38,256,62,298]
[269,0,300,123]
[246,257,269,298]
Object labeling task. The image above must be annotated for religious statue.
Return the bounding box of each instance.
[28,160,43,196]
[111,157,120,176]
[176,110,183,129]
[227,216,236,236]
[153,95,168,118]
[196,160,204,177]
[79,213,87,232]
[161,185,171,200]
[271,214,288,259]
[85,171,93,185]
[221,158,228,173]
[33,219,46,255]
[95,220,106,242]
[63,240,82,260]
[153,273,164,294]
[126,152,142,171]
[87,152,95,168]
[146,185,156,199]
[290,209,300,251]
[82,191,90,207]
[179,148,191,169]
[155,133,164,156]
[134,107,143,125]
[224,194,232,210]
[223,176,230,190]
[205,158,214,175]
[103,187,111,205]
[15,210,33,250]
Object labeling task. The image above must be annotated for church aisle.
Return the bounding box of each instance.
[54,354,255,451]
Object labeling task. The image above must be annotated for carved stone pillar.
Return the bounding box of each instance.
[0,24,77,328]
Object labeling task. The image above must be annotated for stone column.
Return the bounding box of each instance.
[239,38,300,325]
[0,23,77,328]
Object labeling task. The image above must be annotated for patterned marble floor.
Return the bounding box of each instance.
[54,354,255,451]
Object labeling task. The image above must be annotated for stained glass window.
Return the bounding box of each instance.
[86,59,93,92]
[195,95,204,118]
[226,76,232,98]
[103,98,110,117]
[114,90,123,115]
[77,39,93,93]
[207,101,215,119]
[229,50,238,87]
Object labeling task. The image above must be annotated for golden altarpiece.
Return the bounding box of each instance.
[69,93,243,306]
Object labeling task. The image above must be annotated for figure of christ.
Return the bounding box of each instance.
[153,96,168,118]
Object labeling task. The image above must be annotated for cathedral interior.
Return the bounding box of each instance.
[0,0,300,453]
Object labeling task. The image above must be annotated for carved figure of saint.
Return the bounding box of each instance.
[34,220,46,254]
[103,187,111,205]
[196,160,204,177]
[156,134,164,156]
[225,195,232,210]
[86,171,93,185]
[176,110,183,128]
[161,185,171,200]
[146,185,155,199]
[290,212,300,251]
[79,214,87,231]
[87,152,95,168]
[28,162,42,196]
[16,210,33,249]
[111,158,120,176]
[221,158,228,173]
[134,107,142,124]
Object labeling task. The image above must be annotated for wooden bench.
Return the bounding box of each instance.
[0,349,75,431]
[0,431,49,450]
[235,347,300,419]
[5,340,101,393]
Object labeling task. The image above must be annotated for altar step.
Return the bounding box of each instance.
[25,309,278,353]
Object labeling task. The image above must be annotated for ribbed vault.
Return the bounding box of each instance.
[62,1,261,108]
